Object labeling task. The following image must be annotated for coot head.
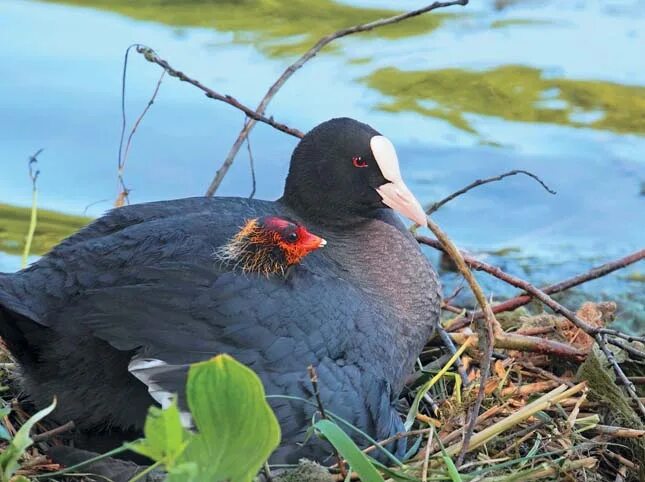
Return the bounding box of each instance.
[283,117,427,226]
[215,216,326,275]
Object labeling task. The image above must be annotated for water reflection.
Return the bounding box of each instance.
[364,65,645,136]
[0,204,90,257]
[47,0,452,57]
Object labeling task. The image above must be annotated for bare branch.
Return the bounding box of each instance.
[478,249,645,320]
[121,70,165,174]
[424,169,556,216]
[607,337,645,360]
[136,46,305,139]
[422,217,498,467]
[418,236,645,340]
[417,235,645,418]
[117,45,165,207]
[596,334,645,418]
[204,0,469,196]
[308,365,346,477]
[32,421,75,443]
[245,121,257,199]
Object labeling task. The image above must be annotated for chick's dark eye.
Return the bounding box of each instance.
[352,156,368,168]
[286,232,298,243]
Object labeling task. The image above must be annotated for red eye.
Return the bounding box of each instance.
[352,156,368,168]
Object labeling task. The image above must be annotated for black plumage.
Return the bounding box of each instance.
[0,118,441,463]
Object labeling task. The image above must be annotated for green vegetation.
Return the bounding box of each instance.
[0,204,91,257]
[490,18,553,29]
[363,65,645,135]
[48,0,451,57]
[0,399,56,482]
[131,354,281,482]
[625,272,645,282]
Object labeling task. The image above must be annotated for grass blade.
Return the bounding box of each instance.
[314,419,385,482]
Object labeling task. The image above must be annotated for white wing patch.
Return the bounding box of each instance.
[128,357,193,428]
[370,135,402,183]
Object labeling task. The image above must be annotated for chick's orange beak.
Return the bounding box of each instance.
[298,228,327,253]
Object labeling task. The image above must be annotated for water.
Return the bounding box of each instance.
[0,0,643,329]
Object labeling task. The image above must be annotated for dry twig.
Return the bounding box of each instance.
[422,218,499,467]
[202,0,469,196]
[117,45,166,206]
[423,169,556,216]
[136,46,304,139]
[32,421,75,443]
[444,248,645,332]
[417,235,645,418]
[419,236,645,344]
[308,365,346,477]
[596,334,645,418]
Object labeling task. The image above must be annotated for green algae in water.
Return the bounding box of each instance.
[47,0,451,58]
[490,18,554,29]
[363,65,645,136]
[0,204,91,257]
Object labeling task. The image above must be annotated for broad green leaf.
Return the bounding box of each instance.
[0,398,56,481]
[166,462,198,482]
[168,354,280,482]
[313,419,384,482]
[129,398,191,470]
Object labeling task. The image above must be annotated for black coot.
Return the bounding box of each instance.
[0,118,441,462]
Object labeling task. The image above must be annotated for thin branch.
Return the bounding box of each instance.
[203,0,469,196]
[421,429,433,482]
[418,236,645,344]
[607,337,645,360]
[424,169,556,216]
[245,123,257,199]
[308,365,346,477]
[596,334,645,418]
[117,47,165,207]
[32,421,75,442]
[118,44,139,174]
[417,235,645,418]
[516,359,575,387]
[467,249,645,324]
[121,70,165,174]
[422,217,498,467]
[136,46,304,139]
[449,330,585,360]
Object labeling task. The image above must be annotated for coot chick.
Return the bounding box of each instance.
[215,216,326,276]
[0,117,440,463]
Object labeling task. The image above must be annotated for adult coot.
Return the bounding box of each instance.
[0,118,441,462]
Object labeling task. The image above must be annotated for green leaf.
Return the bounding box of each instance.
[168,354,281,482]
[0,398,56,481]
[129,398,191,470]
[9,476,30,482]
[313,419,385,482]
[434,426,462,482]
